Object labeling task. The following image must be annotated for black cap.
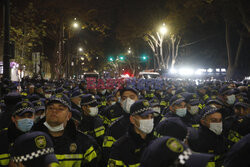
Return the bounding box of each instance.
[120,87,138,97]
[71,90,83,98]
[200,106,222,119]
[13,101,35,116]
[219,85,235,95]
[155,117,188,141]
[130,100,155,116]
[170,94,186,106]
[32,100,45,113]
[11,131,58,166]
[234,102,249,109]
[223,134,250,167]
[80,94,98,107]
[149,98,160,107]
[71,108,82,122]
[107,95,116,101]
[140,136,213,167]
[188,99,201,106]
[206,95,224,106]
[47,93,71,111]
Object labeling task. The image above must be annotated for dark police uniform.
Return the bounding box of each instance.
[33,119,100,167]
[107,99,155,167]
[108,125,154,167]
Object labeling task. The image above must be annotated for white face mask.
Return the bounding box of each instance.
[171,90,176,95]
[45,94,52,99]
[209,122,223,135]
[159,92,163,96]
[153,107,161,116]
[135,118,154,134]
[226,95,236,105]
[111,101,116,106]
[101,90,106,95]
[122,98,135,113]
[176,108,187,117]
[89,107,98,116]
[189,105,199,115]
[44,122,64,132]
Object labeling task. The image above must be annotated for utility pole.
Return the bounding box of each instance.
[3,0,10,80]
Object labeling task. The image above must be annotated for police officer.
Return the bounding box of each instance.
[32,100,46,123]
[102,87,139,163]
[149,98,163,127]
[101,90,123,126]
[164,94,191,127]
[223,134,250,167]
[223,102,250,148]
[188,106,228,166]
[33,93,100,166]
[79,94,105,146]
[0,101,35,166]
[108,100,155,167]
[9,131,59,167]
[140,136,213,167]
[70,89,83,111]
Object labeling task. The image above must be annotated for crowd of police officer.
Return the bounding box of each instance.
[0,77,249,167]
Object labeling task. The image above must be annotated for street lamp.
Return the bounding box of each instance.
[128,48,131,54]
[72,18,79,29]
[159,23,168,35]
[78,47,83,52]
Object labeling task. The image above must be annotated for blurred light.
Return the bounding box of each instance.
[121,74,130,78]
[207,68,213,73]
[170,68,177,74]
[221,68,226,72]
[108,57,114,62]
[216,68,220,72]
[73,22,79,28]
[80,57,84,60]
[142,56,147,60]
[78,47,83,52]
[179,68,194,76]
[159,23,168,35]
[71,62,74,66]
[96,57,98,59]
[81,62,84,65]
[119,56,124,60]
[128,50,131,54]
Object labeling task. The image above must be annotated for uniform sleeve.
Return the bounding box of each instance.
[107,142,126,167]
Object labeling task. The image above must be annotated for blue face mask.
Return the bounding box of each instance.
[175,108,187,117]
[17,118,34,132]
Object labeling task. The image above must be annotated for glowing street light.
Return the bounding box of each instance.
[72,18,79,28]
[78,47,83,52]
[159,23,168,35]
[128,48,131,54]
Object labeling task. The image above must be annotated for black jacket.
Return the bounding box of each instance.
[78,114,105,146]
[108,125,155,167]
[0,122,25,166]
[33,118,100,167]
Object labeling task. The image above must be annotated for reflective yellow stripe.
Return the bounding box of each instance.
[192,124,200,128]
[198,104,203,109]
[204,95,209,101]
[228,130,242,143]
[129,163,140,167]
[160,101,167,106]
[56,154,83,166]
[111,117,120,122]
[153,131,161,138]
[94,126,105,137]
[108,159,126,167]
[0,154,10,166]
[50,162,60,167]
[84,146,97,162]
[206,162,215,167]
[101,101,107,106]
[103,136,116,148]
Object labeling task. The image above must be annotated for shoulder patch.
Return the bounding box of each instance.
[166,138,183,153]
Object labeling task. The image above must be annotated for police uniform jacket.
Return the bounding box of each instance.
[188,124,228,166]
[78,114,105,146]
[33,118,100,167]
[0,122,25,166]
[102,113,130,164]
[102,102,124,124]
[224,114,250,148]
[108,124,155,167]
